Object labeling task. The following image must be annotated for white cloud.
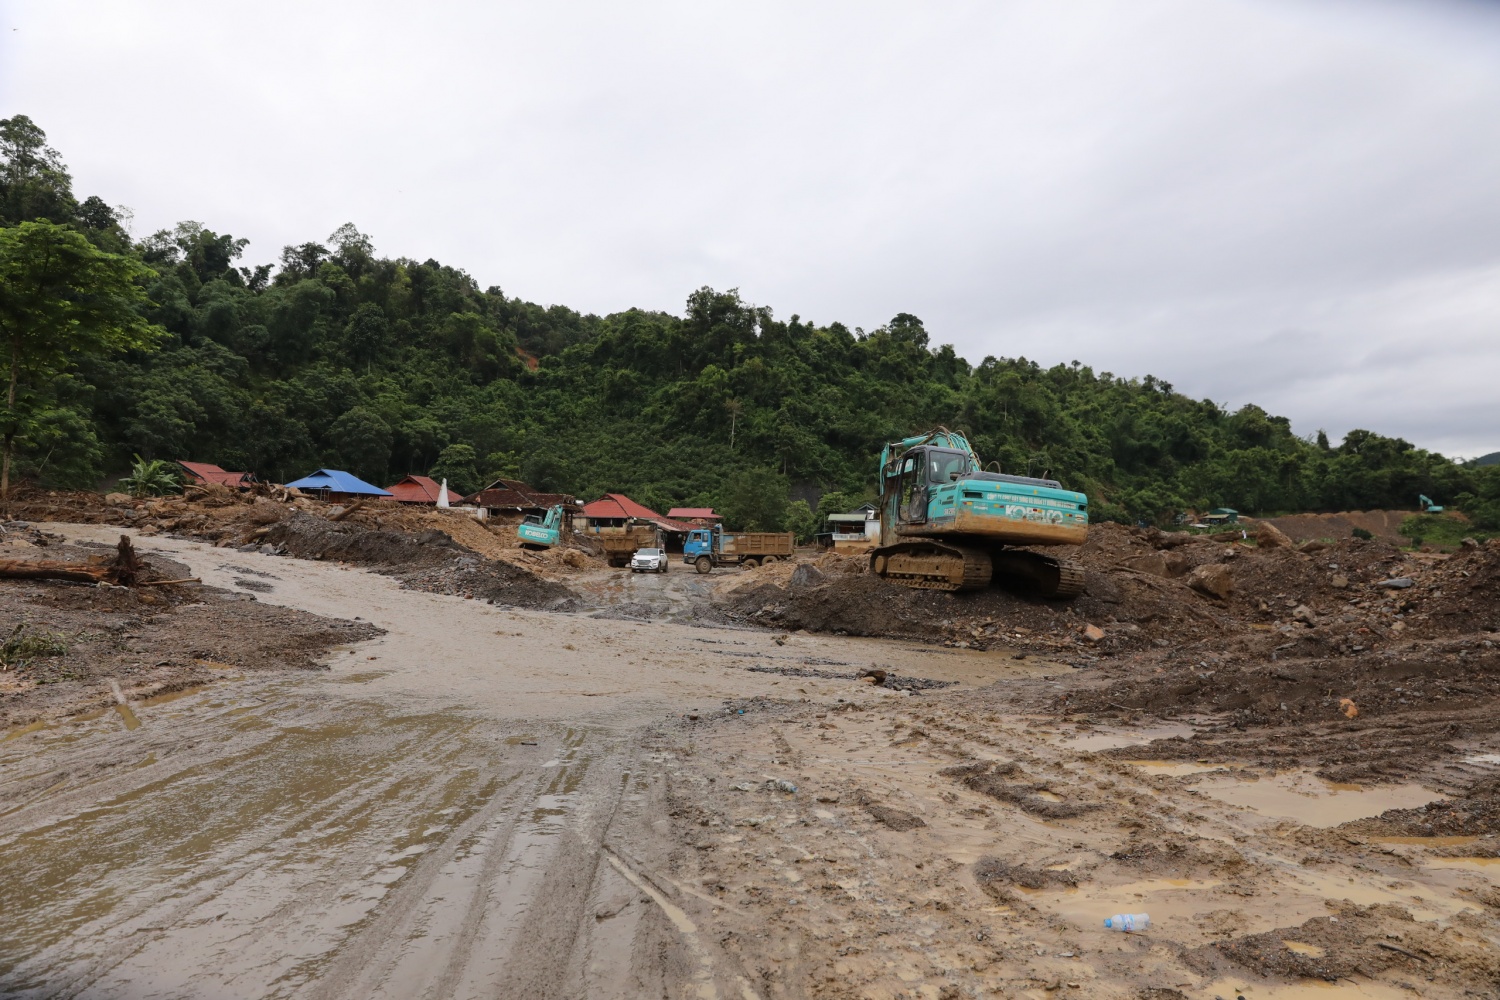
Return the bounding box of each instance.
[3,0,1497,455]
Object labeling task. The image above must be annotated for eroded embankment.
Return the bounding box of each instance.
[0,523,381,729]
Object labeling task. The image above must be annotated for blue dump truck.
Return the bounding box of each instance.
[684,526,795,573]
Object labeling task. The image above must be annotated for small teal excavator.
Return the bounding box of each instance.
[869,428,1089,596]
[517,504,567,549]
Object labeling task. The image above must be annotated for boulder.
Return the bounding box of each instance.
[104,492,131,506]
[1255,521,1295,549]
[1163,551,1191,578]
[790,563,826,588]
[1291,604,1316,624]
[1331,574,1350,590]
[1186,563,1234,600]
[1082,624,1106,643]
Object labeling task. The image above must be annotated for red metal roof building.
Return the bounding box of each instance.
[667,507,721,524]
[467,478,576,514]
[176,461,255,489]
[385,475,455,504]
[582,494,698,533]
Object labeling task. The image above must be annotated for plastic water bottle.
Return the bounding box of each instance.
[1103,913,1150,933]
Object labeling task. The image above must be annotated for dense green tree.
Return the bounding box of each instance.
[3,114,1493,522]
[428,443,480,497]
[0,222,163,493]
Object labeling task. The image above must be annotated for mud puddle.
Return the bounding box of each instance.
[1194,770,1444,827]
[1193,979,1415,999]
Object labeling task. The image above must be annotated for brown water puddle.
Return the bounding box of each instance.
[1124,759,1233,777]
[1369,835,1479,847]
[1020,877,1224,932]
[1281,939,1326,958]
[3,719,48,741]
[1194,770,1443,828]
[1425,857,1500,874]
[1194,978,1413,999]
[1057,722,1198,752]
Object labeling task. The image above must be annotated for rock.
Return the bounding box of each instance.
[1300,540,1330,553]
[1256,521,1295,549]
[104,492,131,506]
[1082,624,1106,643]
[1291,604,1316,624]
[1331,575,1349,589]
[1163,551,1191,578]
[561,549,588,568]
[789,564,826,588]
[1376,577,1415,589]
[1462,537,1479,549]
[1186,562,1233,600]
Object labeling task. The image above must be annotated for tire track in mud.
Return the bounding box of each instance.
[0,691,545,998]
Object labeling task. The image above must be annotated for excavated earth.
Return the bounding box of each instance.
[1,489,1498,998]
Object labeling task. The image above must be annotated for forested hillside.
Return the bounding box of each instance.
[3,115,1497,530]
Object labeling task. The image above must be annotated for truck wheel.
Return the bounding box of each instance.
[761,556,778,565]
[743,558,761,569]
[695,556,711,574]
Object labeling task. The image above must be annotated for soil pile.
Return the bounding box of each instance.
[5,487,583,611]
[1264,509,1414,545]
[0,524,381,728]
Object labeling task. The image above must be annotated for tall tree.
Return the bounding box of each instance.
[0,222,164,494]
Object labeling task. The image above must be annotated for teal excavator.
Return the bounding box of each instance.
[869,428,1089,596]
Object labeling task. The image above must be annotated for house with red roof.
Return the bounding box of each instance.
[176,461,255,489]
[467,477,576,517]
[667,507,721,526]
[581,494,698,534]
[384,475,457,505]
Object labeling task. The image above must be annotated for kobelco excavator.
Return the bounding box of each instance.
[869,428,1088,597]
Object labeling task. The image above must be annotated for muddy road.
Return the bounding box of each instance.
[2,523,1498,998]
[1,527,1057,999]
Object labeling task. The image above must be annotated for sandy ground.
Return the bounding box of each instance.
[1,524,1497,998]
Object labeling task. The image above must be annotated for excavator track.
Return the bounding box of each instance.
[990,550,1087,599]
[870,542,992,592]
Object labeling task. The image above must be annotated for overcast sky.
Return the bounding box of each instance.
[3,1,1498,457]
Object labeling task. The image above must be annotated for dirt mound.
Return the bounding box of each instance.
[1345,775,1500,839]
[1189,903,1500,988]
[0,525,382,728]
[8,488,582,611]
[1264,509,1413,545]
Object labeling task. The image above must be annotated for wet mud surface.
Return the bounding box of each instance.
[0,506,1497,997]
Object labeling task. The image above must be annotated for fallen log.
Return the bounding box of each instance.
[328,499,365,522]
[0,535,146,586]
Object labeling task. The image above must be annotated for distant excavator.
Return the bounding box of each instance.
[869,428,1089,597]
[1419,494,1445,514]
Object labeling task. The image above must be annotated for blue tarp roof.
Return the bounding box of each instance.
[286,469,393,496]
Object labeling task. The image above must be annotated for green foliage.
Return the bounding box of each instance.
[0,220,165,492]
[429,443,480,497]
[1399,513,1497,551]
[118,454,180,497]
[2,115,1493,525]
[786,499,818,543]
[720,468,789,532]
[1,624,67,669]
[1351,527,1374,541]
